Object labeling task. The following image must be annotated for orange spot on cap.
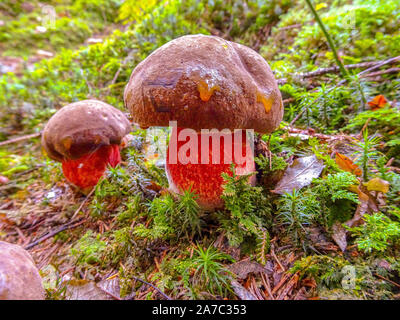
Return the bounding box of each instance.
[257,91,273,113]
[197,80,219,102]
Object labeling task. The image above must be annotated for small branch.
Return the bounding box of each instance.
[106,49,136,95]
[98,286,122,300]
[361,67,400,78]
[374,274,400,289]
[24,218,86,250]
[0,132,41,147]
[277,59,400,85]
[271,244,285,272]
[283,98,295,105]
[289,108,306,127]
[278,23,303,31]
[71,187,95,219]
[131,276,172,300]
[358,56,400,76]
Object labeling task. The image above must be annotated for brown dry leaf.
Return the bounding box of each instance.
[345,188,379,228]
[331,222,348,252]
[271,155,324,194]
[363,178,390,193]
[64,278,120,300]
[331,185,381,251]
[308,227,338,251]
[227,260,267,280]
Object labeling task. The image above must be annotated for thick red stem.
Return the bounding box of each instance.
[62,144,121,189]
[166,128,255,209]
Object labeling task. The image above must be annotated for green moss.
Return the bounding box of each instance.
[70,230,107,266]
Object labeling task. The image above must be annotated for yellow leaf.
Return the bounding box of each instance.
[363,178,390,193]
[316,3,328,10]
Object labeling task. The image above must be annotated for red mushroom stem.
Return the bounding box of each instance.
[62,144,121,189]
[166,127,255,209]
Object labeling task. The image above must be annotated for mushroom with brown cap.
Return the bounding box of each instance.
[124,34,283,209]
[0,241,45,300]
[42,99,131,191]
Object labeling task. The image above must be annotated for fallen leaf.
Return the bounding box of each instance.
[363,177,390,193]
[64,278,120,300]
[335,152,362,176]
[230,279,258,300]
[331,222,348,252]
[308,227,338,251]
[227,260,267,280]
[345,189,379,228]
[368,94,388,110]
[271,155,324,194]
[316,3,328,10]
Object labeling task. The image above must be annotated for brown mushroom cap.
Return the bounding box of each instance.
[124,34,283,133]
[42,100,132,162]
[0,241,45,300]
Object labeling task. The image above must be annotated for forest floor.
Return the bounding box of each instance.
[0,0,400,300]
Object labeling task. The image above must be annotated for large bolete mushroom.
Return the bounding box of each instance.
[42,100,131,190]
[124,34,283,209]
[0,241,45,300]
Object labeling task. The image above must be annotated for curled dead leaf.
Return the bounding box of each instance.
[335,152,362,176]
[367,94,388,111]
[271,155,324,195]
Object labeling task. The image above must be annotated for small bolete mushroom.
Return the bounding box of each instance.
[42,100,131,190]
[0,241,45,300]
[124,34,283,209]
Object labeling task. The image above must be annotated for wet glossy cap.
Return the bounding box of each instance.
[124,34,283,133]
[42,100,131,162]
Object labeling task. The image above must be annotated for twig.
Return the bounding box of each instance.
[361,67,400,78]
[283,98,295,105]
[289,108,306,127]
[71,187,95,219]
[13,164,44,178]
[278,23,303,31]
[24,218,86,250]
[277,59,400,85]
[276,272,299,300]
[374,274,400,289]
[271,244,285,272]
[98,286,122,300]
[131,276,172,300]
[260,273,274,300]
[271,273,290,295]
[0,132,41,147]
[106,49,136,95]
[358,56,400,76]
